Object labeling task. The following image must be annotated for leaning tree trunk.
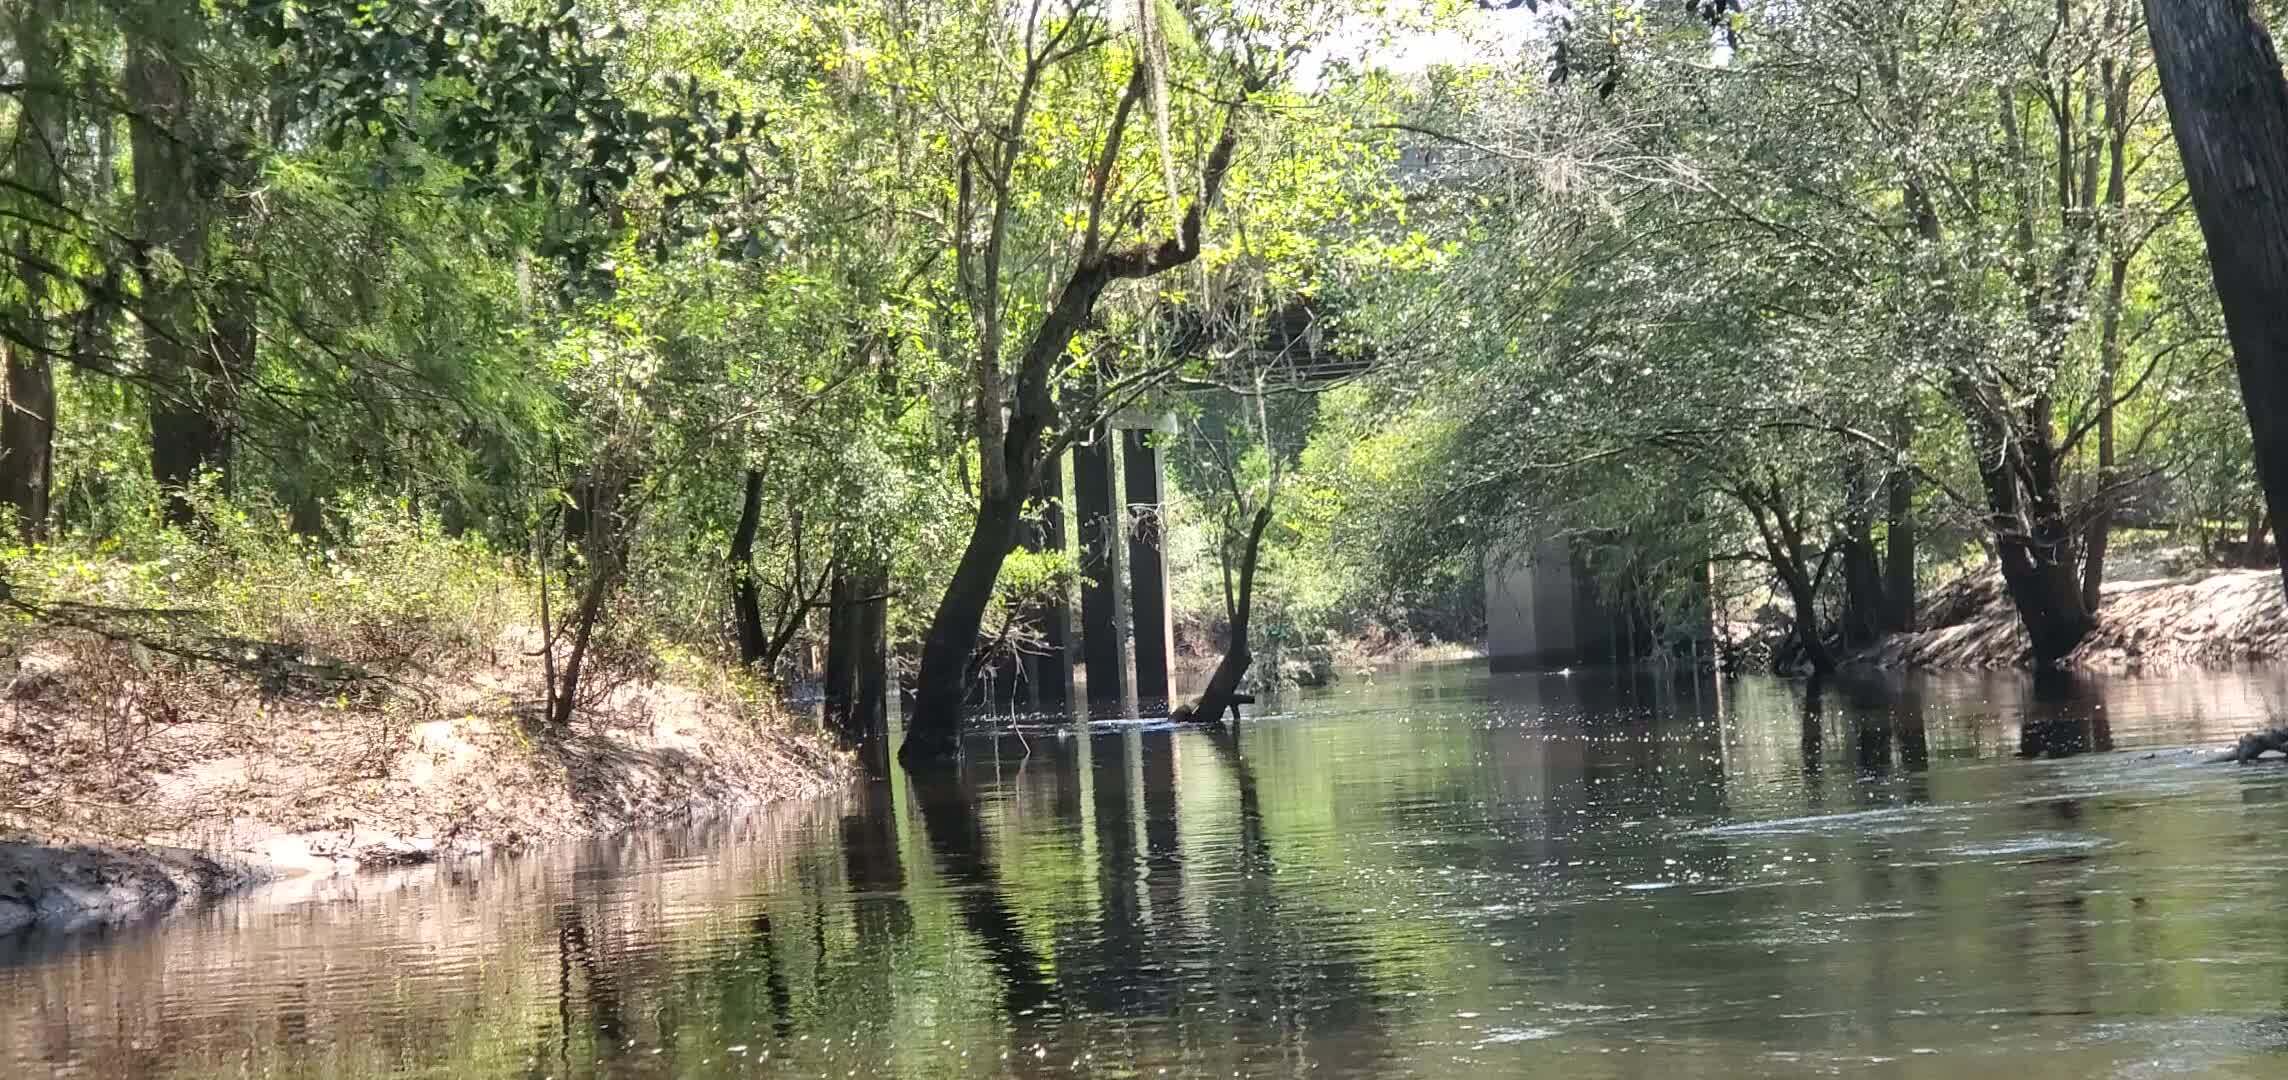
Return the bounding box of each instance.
[902,494,1026,764]
[548,472,631,727]
[1177,506,1274,728]
[1740,482,1837,676]
[2143,0,2288,605]
[4,1,63,540]
[898,90,1248,768]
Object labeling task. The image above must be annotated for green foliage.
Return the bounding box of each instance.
[4,0,2272,716]
[2,489,519,669]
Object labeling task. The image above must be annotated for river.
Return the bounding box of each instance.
[8,665,2288,1077]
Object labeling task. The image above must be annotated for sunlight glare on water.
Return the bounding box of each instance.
[9,665,2288,1077]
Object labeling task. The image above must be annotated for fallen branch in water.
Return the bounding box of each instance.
[2209,725,2288,764]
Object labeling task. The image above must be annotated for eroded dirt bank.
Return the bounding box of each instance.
[2,632,852,935]
[1869,568,2288,671]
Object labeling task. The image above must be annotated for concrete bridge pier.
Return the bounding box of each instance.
[1075,428,1130,716]
[1019,450,1076,713]
[1123,428,1177,715]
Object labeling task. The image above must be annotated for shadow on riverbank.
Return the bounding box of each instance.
[1865,568,2288,672]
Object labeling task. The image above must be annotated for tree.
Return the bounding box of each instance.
[896,0,1282,765]
[2141,0,2288,603]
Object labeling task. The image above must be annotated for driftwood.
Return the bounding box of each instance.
[2210,726,2288,764]
[1170,693,1254,726]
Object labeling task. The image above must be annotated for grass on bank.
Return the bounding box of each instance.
[0,493,842,853]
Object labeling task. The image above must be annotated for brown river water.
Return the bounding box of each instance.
[8,664,2288,1078]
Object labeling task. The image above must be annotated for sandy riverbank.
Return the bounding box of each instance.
[1869,568,2288,671]
[2,631,852,935]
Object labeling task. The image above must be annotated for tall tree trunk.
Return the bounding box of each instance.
[4,1,62,539]
[1882,406,1917,631]
[126,22,231,524]
[0,340,51,539]
[823,567,858,733]
[2142,0,2288,605]
[2082,253,2128,611]
[849,562,891,768]
[729,468,766,665]
[1840,458,1886,648]
[2083,19,2135,613]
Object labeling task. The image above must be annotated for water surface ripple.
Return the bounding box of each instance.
[9,666,2288,1077]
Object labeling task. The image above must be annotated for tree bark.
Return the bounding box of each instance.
[2142,0,2288,605]
[1882,406,1916,632]
[730,468,767,665]
[126,22,232,524]
[823,567,858,732]
[1958,391,2095,667]
[899,93,1249,767]
[902,493,1025,764]
[4,1,62,539]
[1840,459,1886,648]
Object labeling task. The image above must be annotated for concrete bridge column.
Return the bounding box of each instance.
[1123,428,1177,714]
[1021,450,1075,713]
[1074,429,1129,715]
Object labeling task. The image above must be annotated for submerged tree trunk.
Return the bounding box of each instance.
[903,494,1025,763]
[1175,506,1273,728]
[2142,0,2288,605]
[898,83,1249,768]
[848,563,891,764]
[822,555,890,753]
[4,2,62,539]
